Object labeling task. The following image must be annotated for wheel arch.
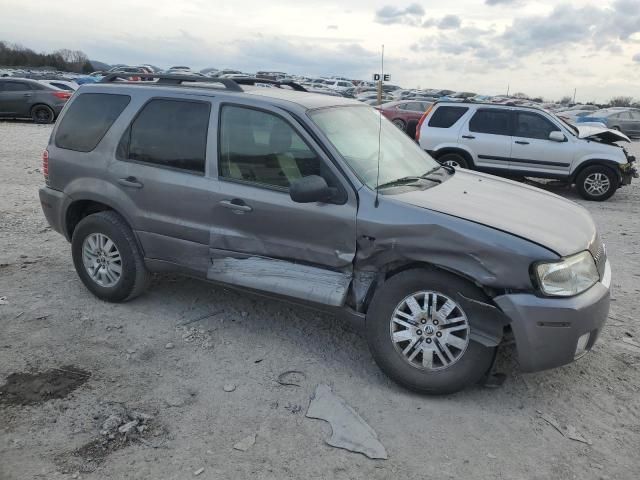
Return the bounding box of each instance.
[570,159,622,183]
[433,147,475,168]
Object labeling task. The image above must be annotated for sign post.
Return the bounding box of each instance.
[372,73,391,106]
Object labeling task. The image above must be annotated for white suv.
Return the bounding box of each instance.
[417,102,638,201]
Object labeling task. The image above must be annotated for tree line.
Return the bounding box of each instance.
[0,41,93,73]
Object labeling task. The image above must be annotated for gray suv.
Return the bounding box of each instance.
[39,75,612,394]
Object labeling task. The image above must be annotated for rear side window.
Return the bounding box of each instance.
[428,106,468,128]
[56,93,130,152]
[119,99,210,174]
[2,81,32,91]
[469,109,511,136]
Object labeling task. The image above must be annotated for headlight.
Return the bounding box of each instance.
[534,251,599,297]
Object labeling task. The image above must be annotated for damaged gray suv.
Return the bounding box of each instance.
[39,75,612,394]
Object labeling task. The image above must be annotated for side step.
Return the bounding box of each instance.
[208,256,352,307]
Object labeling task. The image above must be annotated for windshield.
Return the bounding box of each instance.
[553,112,579,136]
[309,106,440,189]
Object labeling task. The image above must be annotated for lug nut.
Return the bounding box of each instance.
[416,330,422,336]
[436,331,442,338]
[425,338,432,344]
[433,320,439,325]
[421,319,427,324]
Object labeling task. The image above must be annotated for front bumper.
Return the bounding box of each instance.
[39,186,68,238]
[620,162,638,186]
[494,260,611,372]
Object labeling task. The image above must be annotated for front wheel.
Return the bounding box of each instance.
[71,211,150,302]
[366,269,496,394]
[576,165,618,201]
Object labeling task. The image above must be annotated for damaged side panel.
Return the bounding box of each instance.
[207,253,352,307]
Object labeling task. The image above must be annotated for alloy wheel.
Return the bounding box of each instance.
[82,233,122,287]
[584,172,611,196]
[389,291,470,371]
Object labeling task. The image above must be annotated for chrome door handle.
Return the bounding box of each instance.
[117,176,143,188]
[219,199,252,213]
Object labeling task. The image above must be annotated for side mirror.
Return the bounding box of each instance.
[549,131,566,142]
[289,175,334,203]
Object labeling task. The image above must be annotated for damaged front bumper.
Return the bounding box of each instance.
[493,260,611,372]
[620,162,638,186]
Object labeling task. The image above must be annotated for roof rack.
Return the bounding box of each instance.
[99,73,244,92]
[232,77,307,92]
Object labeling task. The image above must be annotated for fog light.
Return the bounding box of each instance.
[575,332,591,359]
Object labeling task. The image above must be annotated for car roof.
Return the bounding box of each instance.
[78,80,360,111]
[433,100,548,113]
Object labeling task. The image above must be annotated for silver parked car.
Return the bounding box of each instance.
[0,77,72,123]
[576,108,640,138]
[40,74,612,394]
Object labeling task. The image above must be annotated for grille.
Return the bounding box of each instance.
[591,240,607,280]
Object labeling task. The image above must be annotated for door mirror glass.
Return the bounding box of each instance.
[289,175,334,203]
[549,131,566,142]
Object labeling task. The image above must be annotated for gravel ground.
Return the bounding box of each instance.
[1,121,639,480]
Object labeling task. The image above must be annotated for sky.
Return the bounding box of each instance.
[1,0,640,102]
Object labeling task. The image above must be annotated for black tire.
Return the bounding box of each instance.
[31,105,55,124]
[392,119,406,131]
[366,269,495,395]
[71,211,150,302]
[575,164,618,201]
[438,152,469,169]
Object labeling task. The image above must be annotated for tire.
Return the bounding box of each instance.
[438,152,469,169]
[575,165,618,201]
[366,269,495,395]
[392,119,406,131]
[31,105,55,124]
[71,211,150,302]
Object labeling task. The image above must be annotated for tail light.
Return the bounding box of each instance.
[42,149,50,185]
[415,103,434,141]
[52,91,72,100]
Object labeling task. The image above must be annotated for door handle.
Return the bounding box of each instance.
[219,199,253,213]
[515,140,530,145]
[117,176,144,188]
[462,135,475,139]
[23,93,32,97]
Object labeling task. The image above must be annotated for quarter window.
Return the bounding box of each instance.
[55,93,131,152]
[428,106,468,128]
[469,109,511,136]
[219,105,336,191]
[119,99,210,174]
[514,112,560,140]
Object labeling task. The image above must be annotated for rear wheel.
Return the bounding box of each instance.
[71,211,149,302]
[31,105,55,124]
[576,165,618,201]
[438,153,469,169]
[366,269,496,394]
[392,119,406,130]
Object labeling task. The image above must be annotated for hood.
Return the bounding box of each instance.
[576,125,630,144]
[391,170,597,256]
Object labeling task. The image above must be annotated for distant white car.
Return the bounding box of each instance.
[417,101,638,200]
[325,80,354,92]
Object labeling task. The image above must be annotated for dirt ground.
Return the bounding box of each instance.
[1,120,639,480]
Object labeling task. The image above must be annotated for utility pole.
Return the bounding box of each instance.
[506,84,510,96]
[376,45,384,106]
[573,88,577,104]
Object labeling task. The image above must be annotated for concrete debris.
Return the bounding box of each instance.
[165,342,174,349]
[118,420,139,434]
[487,453,497,459]
[233,433,256,452]
[223,384,236,393]
[101,415,123,432]
[539,412,592,445]
[0,296,7,305]
[194,467,205,476]
[306,384,387,460]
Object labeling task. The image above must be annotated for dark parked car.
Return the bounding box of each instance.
[577,109,640,137]
[0,78,71,123]
[377,100,432,131]
[40,74,611,394]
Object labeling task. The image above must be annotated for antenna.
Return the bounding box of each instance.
[374,44,384,208]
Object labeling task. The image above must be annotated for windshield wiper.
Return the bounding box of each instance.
[376,176,423,189]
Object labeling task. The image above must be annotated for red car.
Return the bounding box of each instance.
[377,100,432,131]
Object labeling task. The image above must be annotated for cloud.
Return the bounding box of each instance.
[437,15,461,30]
[374,3,425,26]
[485,0,521,5]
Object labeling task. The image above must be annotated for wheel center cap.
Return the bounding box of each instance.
[424,325,436,335]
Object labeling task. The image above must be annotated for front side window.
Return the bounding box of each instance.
[469,109,511,136]
[310,105,439,189]
[219,105,336,190]
[119,99,210,174]
[56,93,131,152]
[514,112,560,140]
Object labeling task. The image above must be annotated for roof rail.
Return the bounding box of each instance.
[99,73,244,92]
[232,77,307,92]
